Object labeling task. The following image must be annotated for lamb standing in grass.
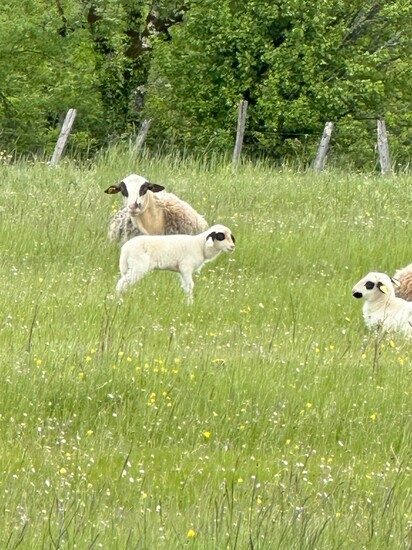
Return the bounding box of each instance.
[116,224,235,303]
[393,263,412,302]
[105,174,208,244]
[352,271,412,337]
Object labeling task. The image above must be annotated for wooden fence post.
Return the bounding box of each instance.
[50,108,77,166]
[134,119,151,152]
[232,100,248,168]
[377,119,391,175]
[313,121,334,172]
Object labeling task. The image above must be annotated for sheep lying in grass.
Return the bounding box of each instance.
[352,271,412,337]
[105,174,208,244]
[116,224,235,303]
[393,263,412,302]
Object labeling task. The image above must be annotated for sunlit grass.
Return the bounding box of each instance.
[0,148,411,548]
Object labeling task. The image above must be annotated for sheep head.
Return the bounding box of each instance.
[105,174,165,216]
[205,225,236,253]
[352,272,396,301]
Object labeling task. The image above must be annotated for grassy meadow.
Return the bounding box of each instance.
[0,148,411,548]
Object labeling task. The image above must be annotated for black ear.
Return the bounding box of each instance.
[104,185,120,195]
[148,183,165,193]
[207,231,216,241]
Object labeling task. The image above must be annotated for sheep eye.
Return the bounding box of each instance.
[215,232,225,241]
[231,234,235,244]
[365,281,375,290]
[119,182,128,197]
[139,183,149,196]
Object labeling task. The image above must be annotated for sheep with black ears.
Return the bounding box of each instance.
[116,224,235,303]
[105,174,208,244]
[352,271,412,337]
[393,263,412,302]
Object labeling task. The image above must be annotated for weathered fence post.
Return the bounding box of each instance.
[50,108,77,166]
[377,118,391,175]
[232,100,248,168]
[313,121,334,172]
[134,119,151,152]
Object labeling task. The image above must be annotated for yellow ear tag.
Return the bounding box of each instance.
[105,186,119,194]
[379,284,388,294]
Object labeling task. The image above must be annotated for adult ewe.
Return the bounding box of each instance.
[352,271,412,337]
[105,174,208,244]
[393,263,412,301]
[116,224,235,303]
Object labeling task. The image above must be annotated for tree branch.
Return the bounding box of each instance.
[342,2,383,45]
[125,4,190,59]
[55,0,69,37]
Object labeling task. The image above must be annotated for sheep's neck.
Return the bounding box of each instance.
[203,246,221,262]
[135,194,165,235]
[364,295,393,315]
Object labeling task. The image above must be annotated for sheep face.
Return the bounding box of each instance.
[105,174,165,216]
[352,272,395,301]
[205,225,236,253]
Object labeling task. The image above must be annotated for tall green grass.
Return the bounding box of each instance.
[0,149,411,548]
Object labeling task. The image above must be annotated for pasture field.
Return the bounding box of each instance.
[0,148,411,549]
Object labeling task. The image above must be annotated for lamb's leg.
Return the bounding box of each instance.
[116,265,149,294]
[179,270,194,304]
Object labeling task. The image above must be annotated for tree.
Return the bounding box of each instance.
[0,0,189,155]
[1,0,411,164]
[145,0,412,165]
[0,0,103,153]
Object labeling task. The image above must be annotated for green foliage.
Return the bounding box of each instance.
[0,0,103,154]
[1,0,411,165]
[0,0,166,155]
[0,151,411,545]
[145,0,412,166]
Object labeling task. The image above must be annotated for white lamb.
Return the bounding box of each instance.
[393,263,412,302]
[105,174,208,244]
[116,224,235,303]
[352,271,412,337]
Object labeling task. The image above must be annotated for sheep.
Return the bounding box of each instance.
[108,207,142,244]
[105,174,208,243]
[352,271,412,337]
[116,224,236,303]
[393,263,412,302]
